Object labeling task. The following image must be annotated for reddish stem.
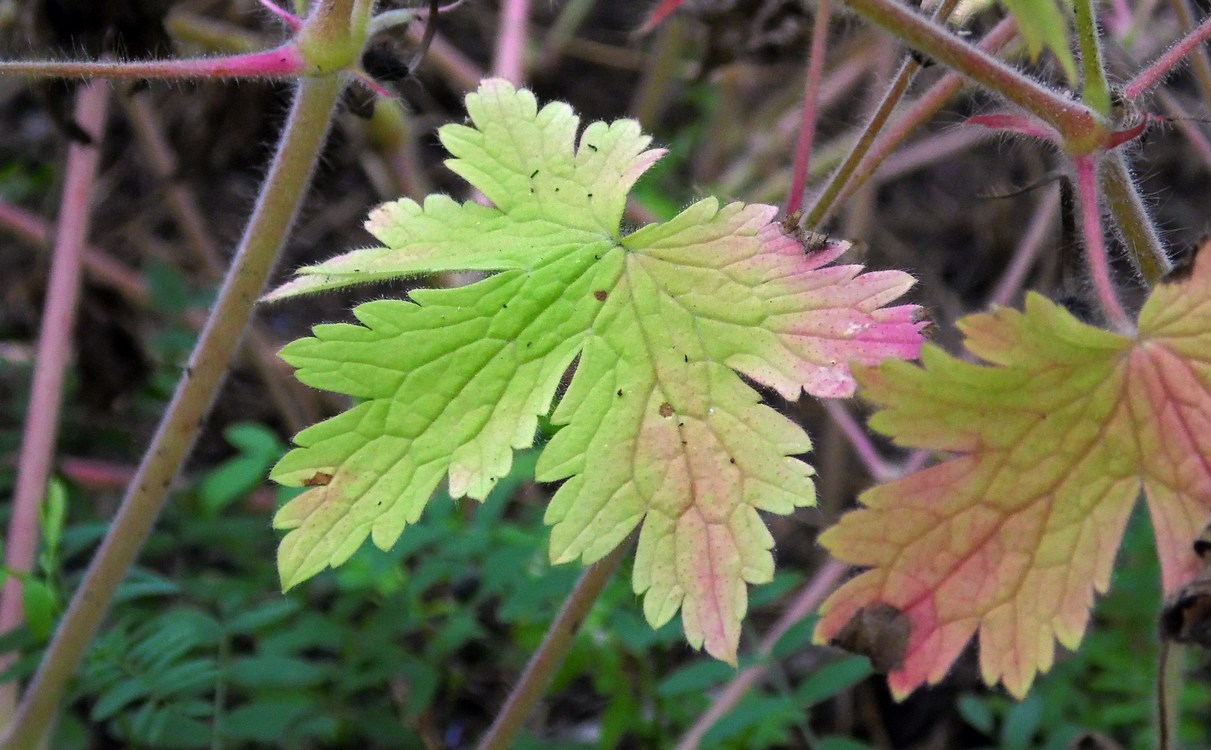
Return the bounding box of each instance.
[1073,157,1133,332]
[674,559,850,750]
[492,0,531,84]
[0,80,109,717]
[823,401,897,482]
[833,16,1018,214]
[1125,15,1211,100]
[786,0,832,215]
[0,45,307,80]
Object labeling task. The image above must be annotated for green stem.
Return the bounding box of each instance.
[839,0,1105,150]
[1099,151,1171,284]
[1157,639,1183,750]
[0,75,342,750]
[1073,0,1111,116]
[476,543,627,750]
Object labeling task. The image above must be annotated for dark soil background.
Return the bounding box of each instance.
[2,0,1211,748]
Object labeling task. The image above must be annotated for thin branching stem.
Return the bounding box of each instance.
[786,0,831,215]
[834,16,1018,210]
[476,543,628,750]
[839,0,1104,147]
[1125,15,1211,100]
[0,46,307,80]
[0,80,109,724]
[803,0,962,226]
[823,401,897,482]
[1073,157,1133,333]
[675,559,850,750]
[0,75,343,750]
[1168,0,1211,109]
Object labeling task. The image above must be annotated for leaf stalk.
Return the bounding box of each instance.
[0,74,343,750]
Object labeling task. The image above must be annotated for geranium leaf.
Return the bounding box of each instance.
[267,79,925,661]
[815,245,1211,698]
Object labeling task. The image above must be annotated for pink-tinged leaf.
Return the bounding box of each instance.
[816,244,1211,699]
[267,80,926,661]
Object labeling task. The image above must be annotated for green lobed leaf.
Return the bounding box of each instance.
[266,79,924,661]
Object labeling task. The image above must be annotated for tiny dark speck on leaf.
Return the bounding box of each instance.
[594,290,608,301]
[587,143,598,152]
[683,354,689,363]
[587,193,593,198]
[659,402,674,417]
[530,169,539,178]
[617,389,623,397]
[729,457,736,464]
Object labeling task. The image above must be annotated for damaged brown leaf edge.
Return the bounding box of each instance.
[1161,521,1211,646]
[829,602,911,674]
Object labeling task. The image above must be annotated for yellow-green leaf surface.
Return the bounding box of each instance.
[816,247,1211,698]
[267,79,924,661]
[1001,0,1078,83]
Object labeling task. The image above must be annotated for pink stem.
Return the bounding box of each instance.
[786,0,832,215]
[257,0,304,30]
[823,401,897,482]
[1125,15,1211,99]
[1158,89,1211,168]
[674,559,850,750]
[0,80,109,712]
[1073,157,1133,332]
[988,183,1061,307]
[0,45,307,80]
[492,0,531,84]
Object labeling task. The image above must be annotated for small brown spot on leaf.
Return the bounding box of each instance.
[303,472,334,487]
[659,402,674,418]
[831,604,911,673]
[594,290,608,302]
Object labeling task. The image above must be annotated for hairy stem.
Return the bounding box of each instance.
[1073,0,1111,116]
[0,81,109,723]
[122,92,318,432]
[0,46,308,80]
[803,0,961,226]
[839,0,1103,148]
[1099,151,1171,284]
[1168,0,1211,108]
[1125,14,1211,99]
[1073,156,1132,332]
[476,543,628,750]
[0,75,342,750]
[835,16,1018,210]
[786,0,831,215]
